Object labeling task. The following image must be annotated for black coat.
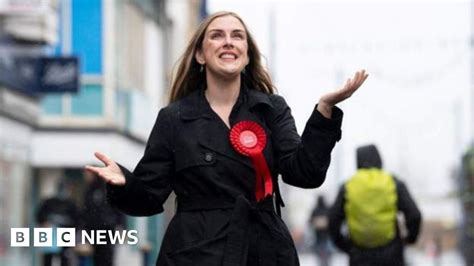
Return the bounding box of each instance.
[107,86,343,266]
[82,179,124,230]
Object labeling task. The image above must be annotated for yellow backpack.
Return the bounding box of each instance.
[344,168,397,248]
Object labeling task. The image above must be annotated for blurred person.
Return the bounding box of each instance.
[460,147,474,266]
[36,179,78,266]
[85,11,369,266]
[309,195,332,266]
[328,144,422,266]
[424,235,442,266]
[81,170,124,266]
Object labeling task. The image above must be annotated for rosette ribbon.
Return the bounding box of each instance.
[230,121,273,201]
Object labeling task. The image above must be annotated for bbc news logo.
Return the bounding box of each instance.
[11,228,138,247]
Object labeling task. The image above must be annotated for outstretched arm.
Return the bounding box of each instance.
[318,70,369,118]
[85,152,126,186]
[85,108,174,216]
[271,70,369,188]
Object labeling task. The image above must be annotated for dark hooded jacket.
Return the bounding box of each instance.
[309,196,331,249]
[328,144,422,266]
[106,86,343,266]
[37,181,78,228]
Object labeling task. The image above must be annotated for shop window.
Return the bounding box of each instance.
[41,94,63,115]
[71,84,103,116]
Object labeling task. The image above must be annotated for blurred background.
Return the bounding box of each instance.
[0,0,472,265]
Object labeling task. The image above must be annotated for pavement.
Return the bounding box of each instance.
[299,248,465,266]
[1,245,466,265]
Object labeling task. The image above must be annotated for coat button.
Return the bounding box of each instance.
[204,153,213,162]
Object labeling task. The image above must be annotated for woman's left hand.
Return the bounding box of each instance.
[317,70,369,118]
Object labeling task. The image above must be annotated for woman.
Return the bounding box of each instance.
[85,11,368,266]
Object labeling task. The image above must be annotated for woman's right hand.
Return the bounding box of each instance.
[85,152,126,186]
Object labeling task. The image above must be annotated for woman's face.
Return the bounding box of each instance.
[196,15,249,79]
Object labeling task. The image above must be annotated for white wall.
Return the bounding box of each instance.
[31,132,146,169]
[166,1,191,73]
[145,20,166,107]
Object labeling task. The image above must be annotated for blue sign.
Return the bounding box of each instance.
[38,57,79,93]
[0,56,79,94]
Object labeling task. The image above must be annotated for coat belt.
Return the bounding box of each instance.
[176,195,275,266]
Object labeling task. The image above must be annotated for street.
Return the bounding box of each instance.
[298,248,465,266]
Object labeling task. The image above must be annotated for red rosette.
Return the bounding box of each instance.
[230,121,273,201]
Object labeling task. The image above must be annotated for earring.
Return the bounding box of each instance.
[200,64,204,73]
[242,67,246,75]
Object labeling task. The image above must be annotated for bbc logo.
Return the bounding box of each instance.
[11,228,75,247]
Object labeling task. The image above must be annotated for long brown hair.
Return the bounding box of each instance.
[169,11,275,103]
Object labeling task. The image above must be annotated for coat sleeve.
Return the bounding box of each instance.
[328,185,351,253]
[106,108,174,216]
[396,179,422,244]
[269,95,342,188]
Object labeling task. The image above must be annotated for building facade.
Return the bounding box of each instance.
[0,0,205,265]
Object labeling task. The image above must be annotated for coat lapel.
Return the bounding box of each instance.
[178,86,275,170]
[197,119,254,170]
